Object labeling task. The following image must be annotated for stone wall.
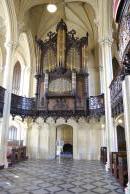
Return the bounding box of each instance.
[27,117,105,160]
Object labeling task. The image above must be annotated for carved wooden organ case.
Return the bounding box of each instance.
[35,19,89,114]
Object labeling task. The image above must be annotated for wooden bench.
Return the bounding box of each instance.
[100,147,107,164]
[110,151,127,187]
[7,146,28,165]
[118,155,128,187]
[110,152,117,174]
[0,164,4,170]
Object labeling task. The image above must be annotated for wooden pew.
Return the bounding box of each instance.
[0,164,4,170]
[112,152,119,178]
[100,147,107,164]
[110,152,117,174]
[118,154,128,187]
[7,146,28,165]
[110,151,128,187]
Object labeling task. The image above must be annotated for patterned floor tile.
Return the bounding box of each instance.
[30,189,49,194]
[0,159,125,194]
[92,187,111,193]
[68,186,86,193]
[81,184,96,190]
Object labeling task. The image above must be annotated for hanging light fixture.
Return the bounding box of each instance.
[47,0,57,13]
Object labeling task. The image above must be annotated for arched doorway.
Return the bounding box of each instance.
[117,125,126,151]
[56,124,73,158]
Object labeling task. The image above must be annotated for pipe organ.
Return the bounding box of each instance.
[35,19,89,114]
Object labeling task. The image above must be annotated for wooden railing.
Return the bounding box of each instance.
[10,94,35,117]
[110,151,128,187]
[109,71,124,117]
[89,94,105,118]
[0,87,105,119]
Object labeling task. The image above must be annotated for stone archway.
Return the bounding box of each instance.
[56,124,73,158]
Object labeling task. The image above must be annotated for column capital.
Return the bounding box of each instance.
[98,37,113,47]
[99,65,103,71]
[4,41,18,50]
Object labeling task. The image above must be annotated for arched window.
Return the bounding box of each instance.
[12,61,21,95]
[8,126,17,140]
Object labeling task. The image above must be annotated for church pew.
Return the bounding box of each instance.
[113,152,126,178]
[100,147,107,164]
[7,146,28,165]
[0,164,4,170]
[118,155,128,187]
[110,151,127,187]
[110,152,117,174]
[113,152,119,178]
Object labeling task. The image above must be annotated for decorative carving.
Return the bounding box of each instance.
[49,78,72,94]
[8,92,105,120]
[109,1,130,117]
[122,52,130,79]
[109,71,123,117]
[35,19,88,73]
[88,94,105,118]
[119,13,130,61]
[53,99,68,110]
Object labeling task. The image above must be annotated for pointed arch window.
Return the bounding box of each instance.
[12,61,21,95]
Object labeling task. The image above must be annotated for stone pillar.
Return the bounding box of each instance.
[39,122,49,159]
[0,35,6,86]
[99,38,117,170]
[99,46,104,94]
[122,77,130,194]
[28,122,39,159]
[0,41,17,167]
[48,123,56,159]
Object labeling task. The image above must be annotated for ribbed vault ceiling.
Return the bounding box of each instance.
[14,0,98,49]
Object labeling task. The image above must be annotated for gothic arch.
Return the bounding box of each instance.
[13,32,33,96]
[0,0,17,43]
[12,61,21,95]
[9,116,28,146]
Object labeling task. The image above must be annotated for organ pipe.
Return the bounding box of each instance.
[56,19,67,68]
[81,33,89,72]
[35,20,89,74]
[35,41,41,75]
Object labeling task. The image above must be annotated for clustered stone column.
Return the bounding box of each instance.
[99,38,117,170]
[122,76,130,194]
[0,41,17,167]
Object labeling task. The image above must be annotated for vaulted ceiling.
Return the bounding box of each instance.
[14,0,98,49]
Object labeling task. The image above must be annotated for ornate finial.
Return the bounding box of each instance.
[68,29,76,38]
[56,18,67,31]
[47,31,56,40]
[80,37,88,46]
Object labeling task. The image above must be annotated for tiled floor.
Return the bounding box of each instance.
[0,159,125,194]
